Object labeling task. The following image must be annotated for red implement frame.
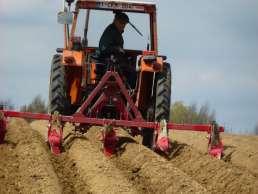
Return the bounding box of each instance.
[0,71,224,158]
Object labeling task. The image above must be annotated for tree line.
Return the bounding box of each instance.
[170,101,216,124]
[0,99,14,110]
[20,95,47,113]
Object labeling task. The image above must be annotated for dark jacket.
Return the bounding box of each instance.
[99,23,124,58]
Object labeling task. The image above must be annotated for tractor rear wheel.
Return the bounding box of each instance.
[48,54,71,115]
[154,63,171,121]
[142,63,172,148]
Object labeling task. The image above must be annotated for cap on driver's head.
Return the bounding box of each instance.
[115,12,129,23]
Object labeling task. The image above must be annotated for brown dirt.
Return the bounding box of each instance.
[30,121,206,194]
[169,131,258,193]
[1,118,258,193]
[84,127,206,194]
[0,118,61,194]
[171,131,258,176]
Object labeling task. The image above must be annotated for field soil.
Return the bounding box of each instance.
[171,131,258,176]
[0,118,257,193]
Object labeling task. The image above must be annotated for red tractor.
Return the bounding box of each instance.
[48,0,171,148]
[0,0,224,158]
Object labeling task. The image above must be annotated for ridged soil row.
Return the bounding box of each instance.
[31,120,139,194]
[171,131,258,177]
[168,141,258,193]
[2,118,62,194]
[84,127,208,194]
[4,119,91,194]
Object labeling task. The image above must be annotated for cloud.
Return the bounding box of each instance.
[0,0,61,25]
[0,0,59,14]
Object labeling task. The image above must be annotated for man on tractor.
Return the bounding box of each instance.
[96,12,136,88]
[99,12,129,58]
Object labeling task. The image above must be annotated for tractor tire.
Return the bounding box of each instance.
[48,54,71,115]
[142,63,172,148]
[154,63,172,121]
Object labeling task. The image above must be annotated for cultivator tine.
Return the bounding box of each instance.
[208,121,224,159]
[47,111,63,155]
[0,111,7,144]
[100,125,118,157]
[156,120,170,154]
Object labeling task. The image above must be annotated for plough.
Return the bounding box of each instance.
[0,70,224,158]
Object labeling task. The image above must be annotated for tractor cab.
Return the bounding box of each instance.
[61,0,158,51]
[59,0,160,82]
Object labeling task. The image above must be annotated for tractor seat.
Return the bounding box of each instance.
[90,54,107,68]
[90,54,108,78]
[90,53,102,61]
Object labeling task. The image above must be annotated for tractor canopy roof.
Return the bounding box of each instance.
[76,0,156,13]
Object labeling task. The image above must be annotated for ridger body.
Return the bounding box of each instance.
[0,0,224,158]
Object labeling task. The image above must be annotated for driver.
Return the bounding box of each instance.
[98,12,129,58]
[97,12,136,88]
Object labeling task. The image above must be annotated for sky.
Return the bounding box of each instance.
[0,0,258,134]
